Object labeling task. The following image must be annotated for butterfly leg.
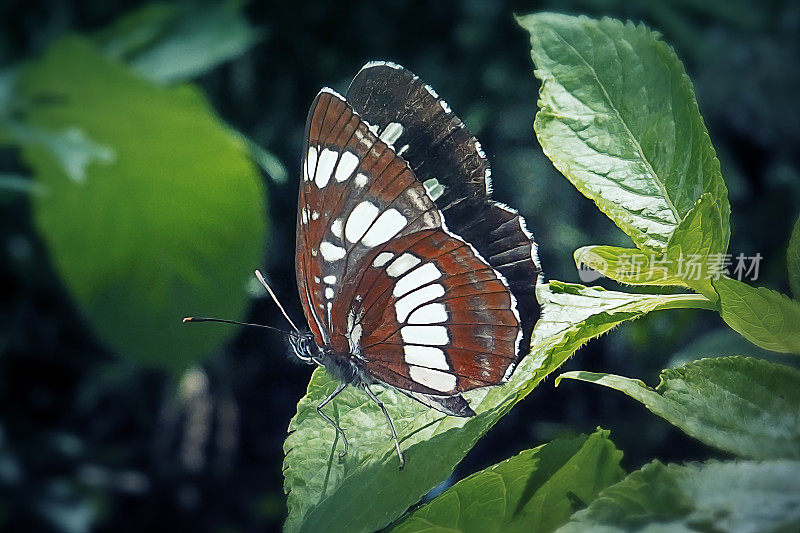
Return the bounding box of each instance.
[362,384,405,470]
[317,382,349,459]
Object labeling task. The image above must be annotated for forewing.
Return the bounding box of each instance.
[296,88,441,349]
[346,62,543,360]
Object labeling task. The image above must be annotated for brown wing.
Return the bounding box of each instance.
[328,229,522,396]
[295,88,441,349]
[296,87,523,405]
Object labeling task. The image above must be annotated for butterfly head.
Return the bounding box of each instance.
[288,331,321,365]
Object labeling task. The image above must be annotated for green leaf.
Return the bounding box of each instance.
[119,0,265,84]
[0,173,46,197]
[93,2,285,184]
[283,282,716,533]
[93,2,181,60]
[574,195,726,300]
[558,460,800,532]
[574,246,688,287]
[392,429,625,533]
[2,120,115,184]
[518,13,730,251]
[788,214,800,299]
[714,277,800,355]
[558,357,800,459]
[238,133,289,184]
[19,36,266,371]
[665,193,726,300]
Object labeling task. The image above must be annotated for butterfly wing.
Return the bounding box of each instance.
[297,87,527,417]
[331,229,522,395]
[296,88,441,350]
[346,62,542,360]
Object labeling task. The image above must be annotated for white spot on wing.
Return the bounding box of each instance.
[404,345,448,370]
[372,251,394,268]
[440,100,452,113]
[320,241,345,261]
[345,201,380,244]
[408,303,448,324]
[361,209,407,247]
[306,146,317,182]
[393,263,441,297]
[386,253,421,278]
[323,275,336,284]
[324,287,334,299]
[358,60,404,73]
[424,84,440,99]
[331,218,343,238]
[409,366,456,392]
[301,206,309,224]
[422,178,445,201]
[395,284,445,322]
[379,122,404,145]
[365,120,379,135]
[354,173,369,187]
[348,323,362,356]
[319,87,346,100]
[474,140,486,159]
[335,151,359,182]
[401,325,449,346]
[315,148,337,188]
[312,210,319,220]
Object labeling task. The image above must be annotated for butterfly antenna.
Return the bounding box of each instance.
[182,316,291,335]
[254,269,300,333]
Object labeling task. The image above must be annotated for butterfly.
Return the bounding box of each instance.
[186,62,542,469]
[291,61,542,466]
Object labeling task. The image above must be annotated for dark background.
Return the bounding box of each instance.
[1,0,798,531]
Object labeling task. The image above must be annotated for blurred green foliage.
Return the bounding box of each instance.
[5,35,266,371]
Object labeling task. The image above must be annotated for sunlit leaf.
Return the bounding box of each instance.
[283,282,716,533]
[558,460,800,532]
[714,277,800,355]
[19,36,266,371]
[558,357,800,459]
[392,429,624,533]
[518,13,730,251]
[664,193,726,300]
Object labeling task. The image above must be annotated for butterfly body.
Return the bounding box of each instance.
[290,62,543,465]
[290,330,374,387]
